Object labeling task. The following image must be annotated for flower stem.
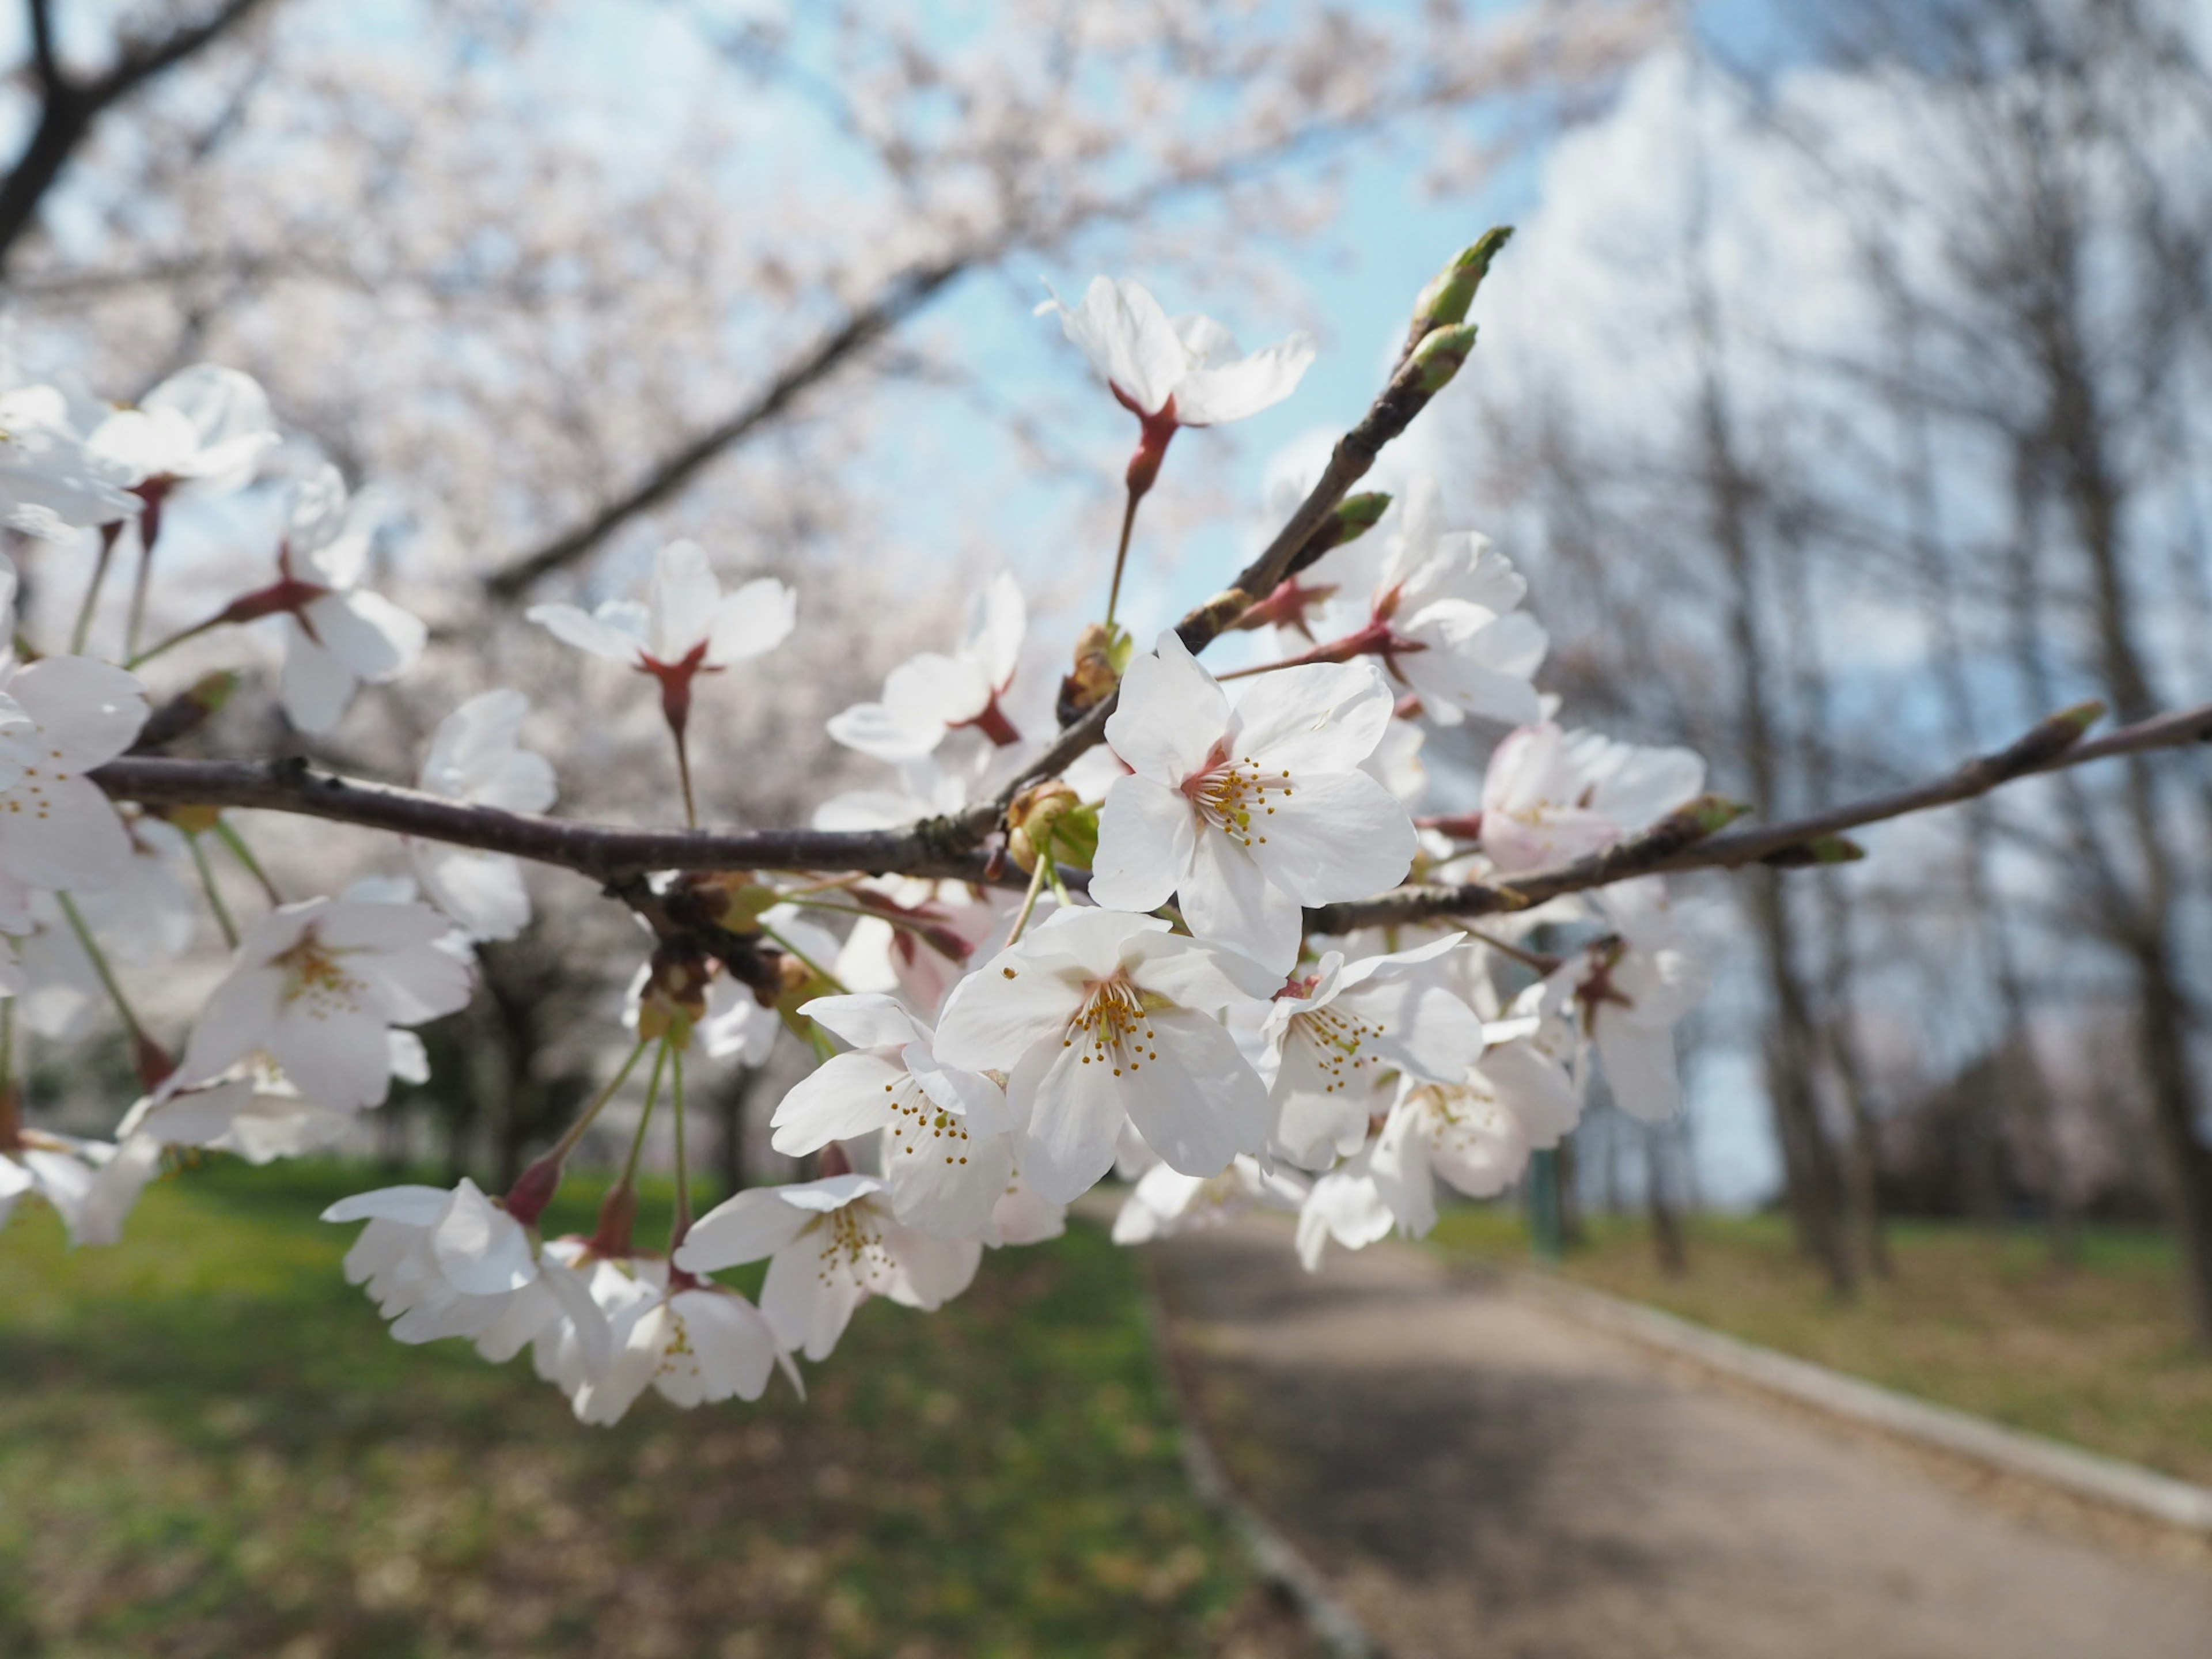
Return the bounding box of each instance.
[671,726,698,829]
[1005,851,1051,948]
[214,820,283,906]
[71,524,122,656]
[507,1036,651,1225]
[616,1040,671,1195]
[1104,488,1142,631]
[124,540,158,664]
[669,1043,692,1249]
[55,891,171,1085]
[124,613,221,672]
[548,1036,650,1166]
[188,834,240,949]
[1465,926,1563,976]
[759,921,845,993]
[1216,619,1395,680]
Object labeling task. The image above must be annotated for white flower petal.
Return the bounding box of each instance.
[1088,774,1195,914]
[1104,631,1230,782]
[707,577,797,665]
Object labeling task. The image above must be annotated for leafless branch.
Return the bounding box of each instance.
[89,696,2212,946]
[1302,698,2212,933]
[0,0,276,275]
[481,250,980,599]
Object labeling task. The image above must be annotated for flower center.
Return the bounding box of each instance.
[1408,1079,1512,1154]
[1290,1003,1387,1095]
[882,1075,974,1169]
[1181,743,1292,849]
[815,1202,896,1286]
[1064,971,1163,1078]
[272,930,367,1018]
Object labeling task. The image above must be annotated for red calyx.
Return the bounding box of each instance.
[636,639,717,738]
[1234,574,1340,642]
[954,693,1022,747]
[1573,940,1635,1035]
[134,477,173,555]
[587,1181,639,1257]
[217,545,333,639]
[505,1151,566,1228]
[1113,387,1181,498]
[133,1035,176,1092]
[1417,811,1484,842]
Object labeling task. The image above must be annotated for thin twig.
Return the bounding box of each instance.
[1304,699,2205,933]
[86,698,2212,937]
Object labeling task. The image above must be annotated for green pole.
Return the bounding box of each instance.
[1529,1148,1563,1263]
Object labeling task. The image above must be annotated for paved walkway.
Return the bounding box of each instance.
[1152,1218,2212,1659]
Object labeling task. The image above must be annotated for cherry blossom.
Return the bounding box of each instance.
[323,1178,577,1351]
[1262,935,1486,1169]
[1286,476,1547,727]
[88,365,276,496]
[410,690,558,941]
[1293,1140,1398,1271]
[1038,277,1316,433]
[828,573,1027,759]
[1370,1075,1534,1234]
[528,539,796,677]
[527,539,796,820]
[86,364,278,546]
[0,560,150,891]
[0,1131,108,1242]
[249,468,427,733]
[1090,631,1415,972]
[75,1069,357,1246]
[1479,722,1706,873]
[1543,878,1710,1122]
[769,993,1014,1238]
[176,896,474,1110]
[539,1249,790,1426]
[675,1173,982,1362]
[0,382,136,535]
[933,907,1277,1201]
[978,1164,1069,1248]
[813,772,1002,1013]
[1111,1154,1308,1245]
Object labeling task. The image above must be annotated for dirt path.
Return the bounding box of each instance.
[1152,1217,2212,1659]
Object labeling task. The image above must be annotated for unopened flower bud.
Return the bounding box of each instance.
[1006,780,1078,872]
[637,946,709,1046]
[161,802,226,837]
[1404,228,1513,357]
[134,670,241,753]
[674,869,778,934]
[1055,622,1128,728]
[1406,323,1479,395]
[1334,491,1391,543]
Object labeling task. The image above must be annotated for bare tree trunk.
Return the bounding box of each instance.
[712,1066,762,1203]
[1688,265,1857,1296]
[2033,270,2212,1339]
[1645,1119,1688,1277]
[1558,1131,1587,1250]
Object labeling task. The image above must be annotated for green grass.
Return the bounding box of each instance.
[1433,1206,2212,1487]
[0,1160,1296,1659]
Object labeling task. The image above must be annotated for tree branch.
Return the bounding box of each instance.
[0,0,275,276]
[482,250,979,599]
[1301,698,2212,934]
[87,752,1079,895]
[91,700,2211,941]
[949,321,1483,844]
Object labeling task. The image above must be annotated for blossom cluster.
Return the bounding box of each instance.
[0,255,1714,1426]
